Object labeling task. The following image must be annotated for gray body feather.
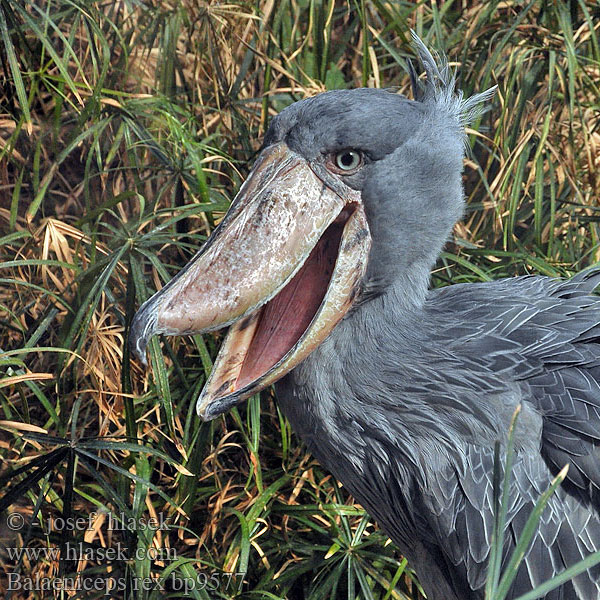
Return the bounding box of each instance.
[263,38,600,598]
[277,272,600,599]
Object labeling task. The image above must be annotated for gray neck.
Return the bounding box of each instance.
[274,269,436,552]
[275,266,433,468]
[275,263,513,481]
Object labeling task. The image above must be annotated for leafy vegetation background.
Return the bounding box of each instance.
[0,1,599,598]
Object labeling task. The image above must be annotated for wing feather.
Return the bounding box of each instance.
[431,272,600,503]
[407,271,600,596]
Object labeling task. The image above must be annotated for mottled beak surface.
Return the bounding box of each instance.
[130,141,370,420]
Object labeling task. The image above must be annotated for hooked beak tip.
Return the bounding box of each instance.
[197,407,211,422]
[129,298,159,367]
[196,403,212,422]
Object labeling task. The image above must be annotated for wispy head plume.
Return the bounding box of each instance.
[410,31,497,126]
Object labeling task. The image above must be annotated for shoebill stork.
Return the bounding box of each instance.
[130,37,600,599]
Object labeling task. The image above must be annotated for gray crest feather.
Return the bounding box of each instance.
[410,30,497,126]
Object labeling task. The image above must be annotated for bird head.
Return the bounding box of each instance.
[129,34,495,420]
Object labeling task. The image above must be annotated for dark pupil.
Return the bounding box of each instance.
[341,152,354,167]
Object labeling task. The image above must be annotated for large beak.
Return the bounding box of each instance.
[130,141,371,420]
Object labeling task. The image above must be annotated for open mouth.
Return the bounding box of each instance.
[196,203,369,420]
[128,142,371,421]
[228,207,352,391]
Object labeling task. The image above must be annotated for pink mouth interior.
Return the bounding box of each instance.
[235,211,349,389]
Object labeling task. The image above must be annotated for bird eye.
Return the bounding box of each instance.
[334,150,362,172]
